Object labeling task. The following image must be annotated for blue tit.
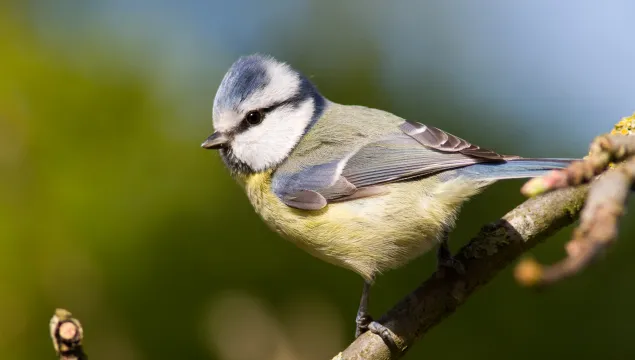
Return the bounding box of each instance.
[201,54,573,345]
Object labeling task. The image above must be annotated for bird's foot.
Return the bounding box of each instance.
[356,313,399,353]
[436,234,466,277]
[436,251,466,278]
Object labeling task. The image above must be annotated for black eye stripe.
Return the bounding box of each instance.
[262,95,305,113]
[232,92,311,136]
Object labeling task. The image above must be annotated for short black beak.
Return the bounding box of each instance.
[201,132,229,150]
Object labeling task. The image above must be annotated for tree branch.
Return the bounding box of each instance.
[335,113,634,359]
[335,185,587,360]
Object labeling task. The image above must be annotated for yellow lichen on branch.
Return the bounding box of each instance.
[611,113,635,136]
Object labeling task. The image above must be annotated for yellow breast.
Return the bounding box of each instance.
[239,171,483,281]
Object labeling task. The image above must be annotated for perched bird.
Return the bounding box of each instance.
[202,54,572,346]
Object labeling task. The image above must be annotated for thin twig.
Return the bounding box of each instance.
[516,114,635,286]
[521,134,635,197]
[50,309,87,360]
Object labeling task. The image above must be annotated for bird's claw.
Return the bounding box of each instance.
[436,253,466,278]
[355,313,372,337]
[356,314,400,353]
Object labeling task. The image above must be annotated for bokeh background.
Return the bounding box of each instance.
[1,1,635,359]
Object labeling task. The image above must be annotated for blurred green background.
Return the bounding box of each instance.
[1,1,635,359]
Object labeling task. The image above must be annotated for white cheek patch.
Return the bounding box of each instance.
[240,61,301,112]
[213,60,301,135]
[231,99,314,171]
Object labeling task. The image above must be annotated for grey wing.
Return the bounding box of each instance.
[272,160,357,210]
[272,120,508,210]
[342,134,491,187]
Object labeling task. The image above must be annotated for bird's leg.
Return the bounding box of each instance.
[436,231,465,275]
[355,280,398,352]
[355,281,373,338]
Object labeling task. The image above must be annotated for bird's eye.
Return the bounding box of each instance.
[245,110,263,125]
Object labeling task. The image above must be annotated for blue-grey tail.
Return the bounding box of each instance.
[449,158,574,182]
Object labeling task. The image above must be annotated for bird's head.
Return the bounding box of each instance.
[202,54,326,174]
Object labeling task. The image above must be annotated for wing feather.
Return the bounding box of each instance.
[399,120,505,159]
[272,120,509,210]
[340,133,491,187]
